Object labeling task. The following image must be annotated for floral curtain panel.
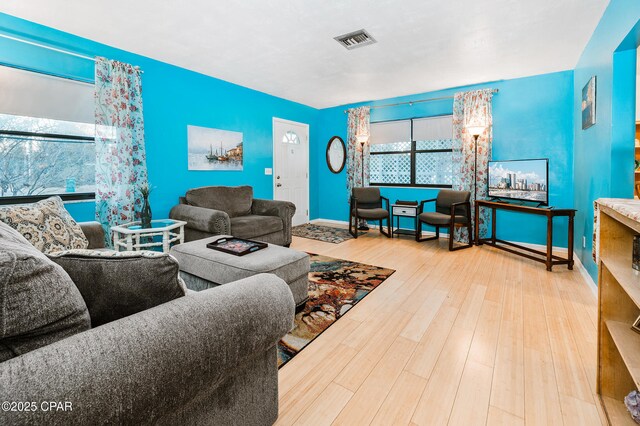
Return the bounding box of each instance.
[452,89,494,242]
[94,57,148,245]
[346,106,371,200]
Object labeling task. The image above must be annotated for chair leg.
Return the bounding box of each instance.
[449,224,474,251]
[387,216,391,238]
[449,226,454,251]
[467,222,473,247]
[416,221,439,243]
[379,217,391,238]
[349,214,358,238]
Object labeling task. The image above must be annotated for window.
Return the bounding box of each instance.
[0,66,96,204]
[369,115,454,188]
[282,130,300,144]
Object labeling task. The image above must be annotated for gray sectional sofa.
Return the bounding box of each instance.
[169,185,296,246]
[0,222,295,425]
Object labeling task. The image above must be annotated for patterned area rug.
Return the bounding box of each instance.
[277,253,395,367]
[292,223,357,244]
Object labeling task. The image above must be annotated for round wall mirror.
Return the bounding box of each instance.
[326,136,346,174]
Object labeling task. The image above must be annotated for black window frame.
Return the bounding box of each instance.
[369,114,454,188]
[0,65,96,206]
[0,131,96,206]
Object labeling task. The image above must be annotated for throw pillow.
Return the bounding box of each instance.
[0,196,88,254]
[0,221,91,362]
[48,249,187,327]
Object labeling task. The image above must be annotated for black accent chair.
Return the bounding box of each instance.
[416,189,473,251]
[348,187,391,239]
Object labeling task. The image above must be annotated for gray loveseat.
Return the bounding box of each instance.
[169,185,296,246]
[1,222,295,425]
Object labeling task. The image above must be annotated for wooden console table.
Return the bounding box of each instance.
[474,200,575,271]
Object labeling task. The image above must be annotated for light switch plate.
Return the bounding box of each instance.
[264,168,273,175]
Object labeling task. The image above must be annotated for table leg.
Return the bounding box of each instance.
[179,226,185,244]
[113,232,120,252]
[135,234,140,251]
[568,214,575,270]
[163,231,170,252]
[491,208,496,244]
[474,203,480,245]
[546,216,553,271]
[126,234,133,251]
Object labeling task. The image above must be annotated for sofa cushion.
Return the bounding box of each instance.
[231,215,283,239]
[48,249,187,327]
[354,207,389,220]
[418,211,469,225]
[0,196,89,254]
[0,221,90,362]
[185,185,253,218]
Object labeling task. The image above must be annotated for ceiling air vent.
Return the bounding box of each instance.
[334,29,376,50]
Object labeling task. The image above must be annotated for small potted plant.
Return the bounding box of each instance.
[140,183,153,229]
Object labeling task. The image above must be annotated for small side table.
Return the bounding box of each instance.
[112,219,187,253]
[391,204,419,238]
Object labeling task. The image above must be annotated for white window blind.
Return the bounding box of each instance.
[412,115,453,141]
[370,120,410,145]
[0,65,94,124]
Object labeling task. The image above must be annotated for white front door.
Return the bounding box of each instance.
[273,118,309,226]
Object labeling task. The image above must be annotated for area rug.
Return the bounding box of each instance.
[291,223,357,244]
[277,253,395,367]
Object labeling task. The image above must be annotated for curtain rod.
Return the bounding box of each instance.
[343,88,499,113]
[0,33,143,73]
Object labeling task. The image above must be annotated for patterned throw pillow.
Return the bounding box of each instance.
[0,196,88,254]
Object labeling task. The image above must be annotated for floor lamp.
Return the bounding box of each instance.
[357,135,369,231]
[469,131,481,203]
[466,126,485,244]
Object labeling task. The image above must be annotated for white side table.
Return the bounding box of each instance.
[111,219,187,252]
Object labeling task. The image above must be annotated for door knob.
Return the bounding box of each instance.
[277,176,281,179]
[276,183,282,187]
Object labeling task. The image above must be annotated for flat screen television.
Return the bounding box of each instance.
[487,158,549,205]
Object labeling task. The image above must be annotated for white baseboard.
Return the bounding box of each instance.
[310,218,349,226]
[573,255,598,296]
[309,217,597,294]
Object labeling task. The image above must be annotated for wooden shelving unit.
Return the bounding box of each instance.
[597,204,640,425]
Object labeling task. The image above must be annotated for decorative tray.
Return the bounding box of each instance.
[206,237,268,256]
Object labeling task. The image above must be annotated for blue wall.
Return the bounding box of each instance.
[0,13,318,222]
[572,0,640,281]
[313,71,575,247]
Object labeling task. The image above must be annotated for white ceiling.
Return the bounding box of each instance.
[0,0,608,109]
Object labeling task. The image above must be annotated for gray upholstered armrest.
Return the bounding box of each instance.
[79,221,105,249]
[169,204,231,235]
[0,273,295,425]
[251,198,296,245]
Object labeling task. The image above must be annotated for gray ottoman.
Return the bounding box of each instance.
[170,235,309,311]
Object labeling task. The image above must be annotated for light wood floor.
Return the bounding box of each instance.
[277,225,604,426]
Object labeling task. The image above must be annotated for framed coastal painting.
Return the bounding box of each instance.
[581,76,596,130]
[187,125,243,171]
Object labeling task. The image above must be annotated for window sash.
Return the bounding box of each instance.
[0,132,96,204]
[369,115,453,188]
